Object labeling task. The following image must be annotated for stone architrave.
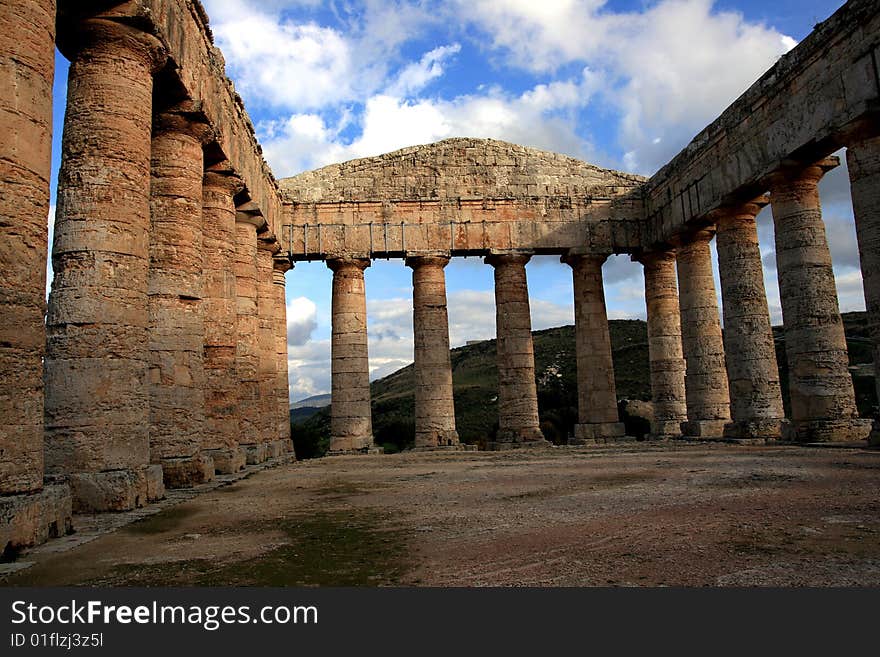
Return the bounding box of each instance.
[0,0,73,550]
[202,164,246,473]
[256,237,284,459]
[406,254,460,449]
[273,257,295,454]
[327,257,375,453]
[234,208,267,464]
[847,135,880,446]
[148,112,214,488]
[637,251,687,439]
[563,252,625,443]
[676,229,731,437]
[714,199,786,441]
[45,18,167,512]
[485,252,549,449]
[769,160,871,442]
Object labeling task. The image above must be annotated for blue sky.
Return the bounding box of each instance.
[48,0,859,401]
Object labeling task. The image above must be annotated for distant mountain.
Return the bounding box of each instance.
[291,394,332,410]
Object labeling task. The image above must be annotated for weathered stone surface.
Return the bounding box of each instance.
[149,113,210,480]
[327,257,374,453]
[273,259,294,452]
[204,447,245,475]
[0,0,55,496]
[769,162,870,442]
[44,18,166,511]
[68,465,163,514]
[0,484,72,552]
[676,229,731,438]
[485,253,549,448]
[160,454,215,489]
[563,252,625,443]
[234,216,262,448]
[406,255,460,448]
[243,443,267,465]
[256,239,279,453]
[637,251,687,439]
[715,200,786,440]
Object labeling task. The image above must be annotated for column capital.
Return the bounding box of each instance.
[235,201,265,229]
[767,156,840,189]
[405,253,450,270]
[57,18,167,73]
[257,235,280,254]
[153,111,216,145]
[273,256,293,275]
[633,249,676,266]
[679,226,716,248]
[203,169,245,197]
[485,250,532,268]
[561,251,608,268]
[327,256,371,273]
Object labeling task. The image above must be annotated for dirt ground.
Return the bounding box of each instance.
[4,442,880,587]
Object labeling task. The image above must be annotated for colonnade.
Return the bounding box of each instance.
[1,3,292,549]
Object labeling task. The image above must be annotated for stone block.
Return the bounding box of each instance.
[161,454,215,489]
[243,443,268,465]
[206,447,246,474]
[68,469,150,513]
[0,484,73,554]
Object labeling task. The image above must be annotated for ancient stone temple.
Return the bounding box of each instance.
[2,0,880,553]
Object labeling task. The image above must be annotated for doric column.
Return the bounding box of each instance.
[637,251,687,439]
[202,164,246,473]
[234,209,266,464]
[273,257,295,454]
[45,18,166,511]
[327,257,375,453]
[714,199,786,440]
[485,252,548,448]
[0,0,72,550]
[562,252,625,443]
[148,112,214,488]
[676,228,731,437]
[847,135,880,446]
[257,237,283,458]
[769,161,870,442]
[406,255,460,449]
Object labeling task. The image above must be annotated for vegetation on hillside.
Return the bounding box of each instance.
[291,312,876,458]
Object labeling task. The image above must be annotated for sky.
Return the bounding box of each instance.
[47,0,859,402]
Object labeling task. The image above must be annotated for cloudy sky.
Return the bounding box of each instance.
[48,0,858,401]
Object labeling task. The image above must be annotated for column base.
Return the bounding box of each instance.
[781,418,873,443]
[568,422,627,445]
[487,427,551,450]
[282,439,295,453]
[414,430,460,450]
[327,435,376,454]
[681,419,728,438]
[68,465,165,514]
[723,418,787,442]
[1,484,73,556]
[161,455,216,489]
[650,419,685,439]
[242,443,268,465]
[265,440,285,459]
[409,444,470,453]
[205,448,246,474]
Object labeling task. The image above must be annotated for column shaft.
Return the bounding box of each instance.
[485,253,548,448]
[202,168,245,473]
[148,115,213,487]
[328,257,374,453]
[45,19,166,511]
[770,163,870,442]
[273,259,294,454]
[256,240,283,458]
[407,255,460,449]
[639,251,687,438]
[234,219,265,463]
[847,136,880,446]
[715,202,785,440]
[676,231,730,437]
[564,253,625,443]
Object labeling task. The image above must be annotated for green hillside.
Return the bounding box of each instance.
[291,312,876,457]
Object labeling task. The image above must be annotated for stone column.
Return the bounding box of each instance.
[257,238,284,459]
[202,164,246,473]
[148,113,214,488]
[485,253,548,448]
[406,255,460,449]
[0,0,72,550]
[234,212,266,464]
[273,257,295,454]
[676,229,731,437]
[45,18,166,512]
[563,252,625,443]
[769,161,870,442]
[847,136,880,446]
[327,257,375,453]
[714,200,786,440]
[637,251,687,439]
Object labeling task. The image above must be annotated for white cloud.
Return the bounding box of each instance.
[287,296,318,346]
[387,43,462,97]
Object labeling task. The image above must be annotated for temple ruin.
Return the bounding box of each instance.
[2,0,879,553]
